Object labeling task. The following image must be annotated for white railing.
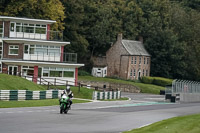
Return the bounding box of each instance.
[23,52,77,63]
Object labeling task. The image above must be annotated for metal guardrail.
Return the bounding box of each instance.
[10,30,63,41]
[172,79,200,94]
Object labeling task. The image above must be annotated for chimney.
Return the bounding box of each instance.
[117,33,123,41]
[139,36,143,44]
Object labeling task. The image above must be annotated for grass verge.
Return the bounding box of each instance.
[0,99,91,108]
[79,76,165,94]
[123,113,200,133]
[101,97,129,101]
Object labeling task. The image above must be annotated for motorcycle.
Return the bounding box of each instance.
[60,94,70,114]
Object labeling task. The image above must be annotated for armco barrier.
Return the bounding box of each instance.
[93,91,121,100]
[0,90,60,101]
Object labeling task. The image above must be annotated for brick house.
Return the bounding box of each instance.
[106,34,151,80]
[0,16,84,85]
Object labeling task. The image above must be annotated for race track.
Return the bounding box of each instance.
[1,93,200,133]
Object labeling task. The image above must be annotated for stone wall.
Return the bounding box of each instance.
[79,80,140,93]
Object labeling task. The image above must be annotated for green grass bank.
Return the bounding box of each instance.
[0,73,45,90]
[124,113,200,133]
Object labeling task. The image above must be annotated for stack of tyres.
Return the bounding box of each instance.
[26,91,33,100]
[52,90,58,99]
[10,90,18,101]
[40,91,46,99]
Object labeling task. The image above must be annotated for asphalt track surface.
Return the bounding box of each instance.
[1,93,200,133]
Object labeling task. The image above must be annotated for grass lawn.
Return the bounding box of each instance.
[0,73,45,90]
[54,86,94,100]
[79,76,165,94]
[124,113,200,133]
[0,99,91,108]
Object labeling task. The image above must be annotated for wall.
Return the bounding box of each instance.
[127,56,151,80]
[79,80,140,93]
[180,93,200,102]
[4,21,10,37]
[3,42,24,59]
[106,34,128,78]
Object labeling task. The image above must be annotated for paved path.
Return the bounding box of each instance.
[1,93,200,133]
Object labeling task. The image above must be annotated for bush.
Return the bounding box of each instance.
[153,77,173,87]
[78,70,91,76]
[140,76,173,87]
[140,76,154,84]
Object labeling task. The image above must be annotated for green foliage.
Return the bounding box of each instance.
[140,77,154,84]
[78,70,91,76]
[0,74,45,90]
[0,0,65,31]
[141,76,173,87]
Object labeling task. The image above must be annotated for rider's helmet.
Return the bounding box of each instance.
[66,86,70,93]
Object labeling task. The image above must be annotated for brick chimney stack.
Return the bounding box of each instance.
[117,33,123,41]
[139,36,143,44]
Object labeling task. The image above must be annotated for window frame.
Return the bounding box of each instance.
[9,45,19,55]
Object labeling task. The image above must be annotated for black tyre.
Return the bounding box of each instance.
[60,104,64,114]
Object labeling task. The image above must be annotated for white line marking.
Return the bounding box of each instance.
[138,123,153,128]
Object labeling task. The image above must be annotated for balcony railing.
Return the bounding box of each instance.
[23,52,77,63]
[10,29,63,41]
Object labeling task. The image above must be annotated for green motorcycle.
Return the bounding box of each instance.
[60,94,70,114]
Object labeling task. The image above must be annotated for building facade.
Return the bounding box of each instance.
[0,16,84,85]
[106,34,151,80]
[91,56,107,77]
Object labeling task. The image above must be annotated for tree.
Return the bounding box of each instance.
[0,0,65,31]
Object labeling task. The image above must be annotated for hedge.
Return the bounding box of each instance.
[141,77,173,87]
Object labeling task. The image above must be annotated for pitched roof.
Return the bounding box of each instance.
[122,39,150,56]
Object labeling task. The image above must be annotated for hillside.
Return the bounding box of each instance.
[0,74,46,90]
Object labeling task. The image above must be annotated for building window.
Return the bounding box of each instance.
[144,57,146,64]
[139,57,141,64]
[43,67,74,78]
[147,58,149,64]
[146,70,148,76]
[130,69,133,77]
[0,42,2,59]
[15,23,46,34]
[143,69,145,76]
[104,69,107,75]
[9,45,19,55]
[131,56,134,64]
[0,23,3,37]
[134,69,136,76]
[134,57,137,64]
[29,45,60,55]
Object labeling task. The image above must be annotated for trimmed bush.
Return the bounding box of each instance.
[78,70,91,76]
[140,76,154,84]
[153,77,173,87]
[141,76,173,87]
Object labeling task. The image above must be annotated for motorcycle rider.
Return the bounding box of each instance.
[61,86,73,108]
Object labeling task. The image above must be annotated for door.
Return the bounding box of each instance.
[24,44,30,60]
[10,22,16,37]
[8,66,18,75]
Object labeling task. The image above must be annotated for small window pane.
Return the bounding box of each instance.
[63,71,74,77]
[24,45,29,54]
